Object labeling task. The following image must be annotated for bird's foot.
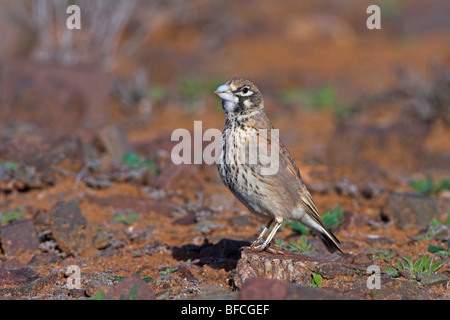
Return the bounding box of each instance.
[250,243,285,255]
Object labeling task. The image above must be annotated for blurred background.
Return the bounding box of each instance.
[0,0,449,179]
[0,0,449,300]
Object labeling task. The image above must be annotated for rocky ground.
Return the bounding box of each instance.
[0,0,449,300]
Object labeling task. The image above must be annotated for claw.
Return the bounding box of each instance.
[250,243,285,255]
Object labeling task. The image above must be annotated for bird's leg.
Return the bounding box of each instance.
[251,219,274,247]
[253,217,284,253]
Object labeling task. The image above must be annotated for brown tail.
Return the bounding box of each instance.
[314,227,343,254]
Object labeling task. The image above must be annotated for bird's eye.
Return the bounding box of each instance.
[239,86,253,97]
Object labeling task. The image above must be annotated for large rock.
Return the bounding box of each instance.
[0,133,84,191]
[49,201,93,255]
[0,219,40,262]
[0,263,57,297]
[238,277,361,300]
[234,249,437,300]
[94,125,134,166]
[0,60,109,138]
[383,192,440,229]
[326,121,427,179]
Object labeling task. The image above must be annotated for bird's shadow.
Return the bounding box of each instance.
[172,238,251,272]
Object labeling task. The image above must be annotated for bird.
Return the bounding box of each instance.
[214,77,342,254]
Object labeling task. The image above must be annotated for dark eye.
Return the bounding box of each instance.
[242,87,249,94]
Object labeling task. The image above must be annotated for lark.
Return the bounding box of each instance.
[215,77,342,254]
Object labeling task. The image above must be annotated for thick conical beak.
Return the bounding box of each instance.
[214,84,235,103]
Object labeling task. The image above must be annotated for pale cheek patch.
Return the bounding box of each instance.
[244,99,252,108]
[223,101,236,113]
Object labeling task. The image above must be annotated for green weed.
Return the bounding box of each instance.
[158,266,178,276]
[415,214,449,241]
[428,242,449,259]
[123,152,158,176]
[112,211,139,225]
[309,273,323,287]
[320,207,344,232]
[279,85,354,118]
[87,291,105,300]
[0,160,18,170]
[409,176,450,195]
[286,207,344,235]
[373,249,396,263]
[384,254,444,279]
[0,207,25,225]
[275,235,313,253]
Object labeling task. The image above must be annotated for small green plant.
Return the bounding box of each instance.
[0,207,25,225]
[127,283,138,300]
[113,275,124,282]
[321,207,344,232]
[409,176,450,195]
[415,214,450,241]
[158,266,178,276]
[123,152,158,175]
[135,269,154,283]
[112,211,139,225]
[310,273,323,287]
[147,85,168,103]
[286,207,344,235]
[279,85,354,118]
[373,249,396,263]
[288,220,309,234]
[275,236,313,253]
[428,242,449,259]
[397,254,444,279]
[87,291,105,300]
[0,160,18,170]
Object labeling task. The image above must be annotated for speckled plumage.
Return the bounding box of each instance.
[215,78,342,254]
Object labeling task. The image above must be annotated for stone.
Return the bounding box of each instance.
[368,278,434,300]
[104,274,156,300]
[27,252,60,268]
[284,283,363,300]
[238,278,288,300]
[383,192,440,230]
[173,213,198,226]
[0,265,57,297]
[49,200,93,255]
[0,266,40,286]
[0,60,109,138]
[175,264,197,282]
[0,133,83,191]
[85,280,109,297]
[94,125,134,166]
[326,121,428,180]
[420,274,448,287]
[237,277,363,300]
[0,219,39,261]
[234,249,367,289]
[234,249,437,299]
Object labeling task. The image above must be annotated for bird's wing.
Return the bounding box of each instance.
[246,127,304,207]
